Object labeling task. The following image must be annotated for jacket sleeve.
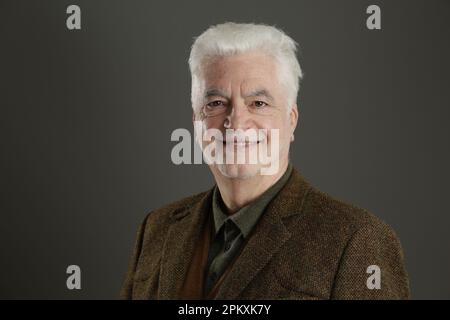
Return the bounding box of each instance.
[330,221,411,299]
[119,215,148,299]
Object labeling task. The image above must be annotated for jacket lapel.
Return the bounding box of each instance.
[214,169,312,299]
[157,190,213,299]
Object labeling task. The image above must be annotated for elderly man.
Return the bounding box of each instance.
[120,22,410,299]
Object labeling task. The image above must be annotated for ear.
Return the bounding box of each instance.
[289,104,299,142]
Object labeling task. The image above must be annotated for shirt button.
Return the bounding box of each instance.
[224,242,231,251]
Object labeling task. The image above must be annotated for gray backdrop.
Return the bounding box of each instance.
[0,0,449,299]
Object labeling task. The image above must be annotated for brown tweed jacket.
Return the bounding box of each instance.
[120,168,410,300]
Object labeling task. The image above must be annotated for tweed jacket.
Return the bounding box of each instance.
[120,168,410,299]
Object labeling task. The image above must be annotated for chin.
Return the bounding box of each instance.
[216,163,261,180]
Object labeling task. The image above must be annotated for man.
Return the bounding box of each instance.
[120,22,410,299]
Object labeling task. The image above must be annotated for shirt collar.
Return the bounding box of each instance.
[212,162,293,238]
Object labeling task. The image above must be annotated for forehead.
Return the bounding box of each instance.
[201,52,280,93]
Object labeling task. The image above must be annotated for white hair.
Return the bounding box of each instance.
[188,22,303,114]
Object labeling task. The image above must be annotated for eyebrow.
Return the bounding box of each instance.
[204,88,275,102]
[205,88,230,99]
[243,89,275,102]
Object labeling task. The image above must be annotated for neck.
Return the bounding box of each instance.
[211,160,289,214]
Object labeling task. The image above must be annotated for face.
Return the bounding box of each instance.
[193,51,298,180]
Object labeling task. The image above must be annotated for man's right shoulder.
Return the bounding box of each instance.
[139,190,210,230]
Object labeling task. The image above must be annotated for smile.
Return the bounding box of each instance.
[220,140,262,147]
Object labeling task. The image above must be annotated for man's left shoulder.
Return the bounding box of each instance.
[279,184,410,299]
[300,185,398,241]
[300,188,411,299]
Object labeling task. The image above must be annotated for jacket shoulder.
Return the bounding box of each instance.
[302,188,411,299]
[303,185,394,236]
[141,190,209,230]
[133,190,210,274]
[284,183,409,298]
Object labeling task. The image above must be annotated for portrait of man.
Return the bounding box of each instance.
[120,22,410,300]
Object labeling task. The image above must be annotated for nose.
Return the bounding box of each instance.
[224,101,252,130]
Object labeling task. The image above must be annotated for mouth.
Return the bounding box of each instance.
[219,139,263,147]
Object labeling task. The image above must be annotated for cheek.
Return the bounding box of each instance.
[204,117,224,129]
[260,117,290,141]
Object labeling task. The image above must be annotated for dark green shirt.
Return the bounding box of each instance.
[203,163,293,295]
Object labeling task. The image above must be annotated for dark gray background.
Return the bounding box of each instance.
[0,0,449,299]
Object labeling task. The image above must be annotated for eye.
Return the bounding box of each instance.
[206,100,226,108]
[253,101,268,108]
